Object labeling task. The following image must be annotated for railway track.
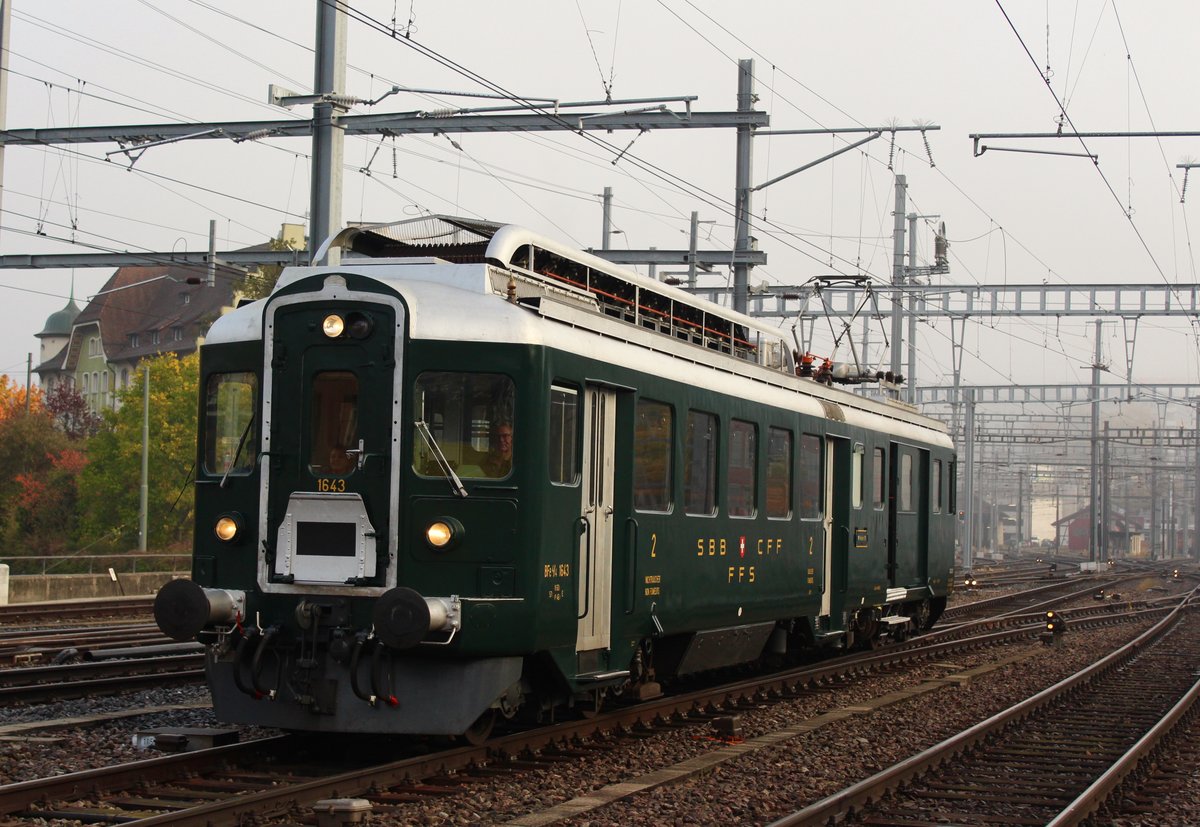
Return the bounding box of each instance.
[0,622,177,666]
[0,647,203,704]
[0,579,1105,708]
[768,587,1200,826]
[940,576,1127,624]
[0,594,1177,826]
[0,596,154,626]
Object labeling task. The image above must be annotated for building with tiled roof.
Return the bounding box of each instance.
[36,263,233,411]
[35,224,304,411]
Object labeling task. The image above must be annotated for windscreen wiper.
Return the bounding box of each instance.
[414,420,468,498]
[220,413,255,489]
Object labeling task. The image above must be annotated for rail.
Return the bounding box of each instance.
[767,587,1199,826]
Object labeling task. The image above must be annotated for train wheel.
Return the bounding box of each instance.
[577,688,605,719]
[461,709,496,745]
[912,599,933,630]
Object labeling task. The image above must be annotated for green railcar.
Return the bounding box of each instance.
[154,221,955,738]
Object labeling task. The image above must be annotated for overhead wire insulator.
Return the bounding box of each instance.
[1182,167,1190,204]
[887,130,896,171]
[234,129,273,143]
[921,129,936,168]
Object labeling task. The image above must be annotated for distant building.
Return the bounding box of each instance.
[1052,505,1144,555]
[34,224,304,411]
[34,289,82,394]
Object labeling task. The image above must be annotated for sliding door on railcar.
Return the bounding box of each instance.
[577,385,617,654]
[887,443,929,589]
[821,436,855,618]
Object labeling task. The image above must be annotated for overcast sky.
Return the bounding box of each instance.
[4,1,1200,430]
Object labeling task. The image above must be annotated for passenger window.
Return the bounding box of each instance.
[900,453,913,512]
[634,399,672,512]
[798,433,821,519]
[728,419,756,518]
[872,447,885,510]
[684,411,717,516]
[310,371,358,476]
[412,372,516,479]
[203,372,257,476]
[765,428,792,519]
[851,444,864,509]
[549,386,579,485]
[932,460,943,513]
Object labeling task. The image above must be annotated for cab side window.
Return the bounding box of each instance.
[549,386,579,485]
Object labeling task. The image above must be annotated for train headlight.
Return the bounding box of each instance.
[425,517,463,550]
[346,311,374,339]
[214,513,244,543]
[322,313,345,338]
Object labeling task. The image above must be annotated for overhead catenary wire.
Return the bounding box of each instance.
[656,0,1198,383]
[10,1,1196,401]
[993,0,1192,333]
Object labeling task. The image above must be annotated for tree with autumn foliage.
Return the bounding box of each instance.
[77,352,199,552]
[0,376,88,555]
[45,382,103,440]
[0,374,42,418]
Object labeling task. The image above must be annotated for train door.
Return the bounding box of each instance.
[258,291,403,594]
[888,442,923,588]
[577,385,616,653]
[822,436,852,617]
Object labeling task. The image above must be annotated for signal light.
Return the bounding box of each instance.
[322,314,345,338]
[1042,609,1066,645]
[346,311,374,339]
[320,311,374,339]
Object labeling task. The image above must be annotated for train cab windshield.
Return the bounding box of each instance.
[413,371,516,480]
[203,371,257,476]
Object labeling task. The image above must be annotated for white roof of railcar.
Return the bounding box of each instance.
[205,230,952,449]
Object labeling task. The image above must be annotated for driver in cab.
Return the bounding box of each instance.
[482,421,513,477]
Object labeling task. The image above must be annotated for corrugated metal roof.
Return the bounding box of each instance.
[345,214,505,262]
